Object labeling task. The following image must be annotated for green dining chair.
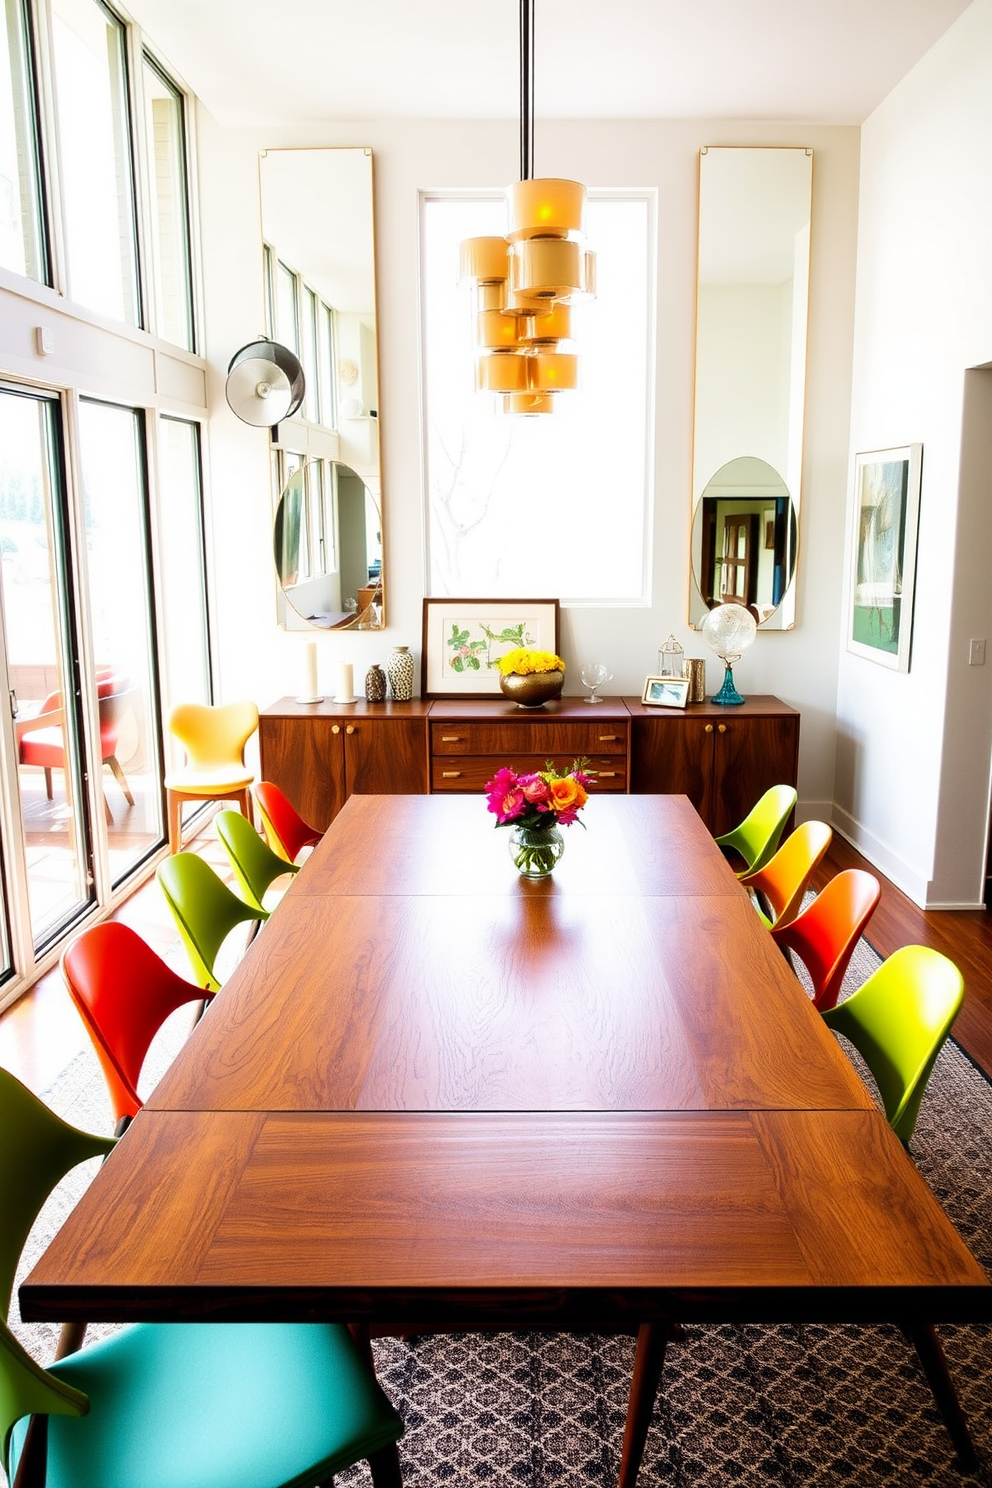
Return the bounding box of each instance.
[713,784,797,877]
[820,944,974,1467]
[215,808,299,918]
[156,852,266,992]
[0,1066,404,1488]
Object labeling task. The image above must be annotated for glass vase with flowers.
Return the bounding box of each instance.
[484,759,593,876]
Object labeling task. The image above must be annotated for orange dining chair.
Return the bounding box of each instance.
[771,868,881,1010]
[164,700,258,853]
[740,819,832,930]
[254,780,322,863]
[16,673,135,824]
[62,922,213,1133]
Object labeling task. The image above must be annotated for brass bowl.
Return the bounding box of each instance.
[498,670,565,708]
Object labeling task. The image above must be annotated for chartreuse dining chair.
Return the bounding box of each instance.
[216,808,299,917]
[254,781,322,864]
[164,700,258,854]
[740,820,832,930]
[713,784,797,878]
[61,922,213,1133]
[157,852,265,991]
[771,868,881,1011]
[819,943,975,1467]
[0,1066,405,1488]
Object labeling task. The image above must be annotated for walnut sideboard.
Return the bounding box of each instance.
[259,694,799,835]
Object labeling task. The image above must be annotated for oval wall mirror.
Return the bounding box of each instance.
[689,456,797,626]
[274,460,382,630]
[689,146,812,631]
[260,146,383,631]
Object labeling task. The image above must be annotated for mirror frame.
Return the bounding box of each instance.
[259,145,384,630]
[689,145,812,631]
[274,458,382,631]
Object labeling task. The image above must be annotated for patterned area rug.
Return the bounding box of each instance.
[10,938,992,1487]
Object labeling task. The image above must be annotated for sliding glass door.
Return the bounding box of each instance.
[0,385,92,949]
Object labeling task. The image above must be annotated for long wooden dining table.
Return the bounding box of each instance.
[21,793,991,1481]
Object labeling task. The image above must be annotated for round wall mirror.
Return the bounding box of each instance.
[689,456,797,628]
[274,459,383,630]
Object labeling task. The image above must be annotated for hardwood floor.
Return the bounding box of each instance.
[2,827,991,1091]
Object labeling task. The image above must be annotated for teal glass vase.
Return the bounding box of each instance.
[712,663,745,706]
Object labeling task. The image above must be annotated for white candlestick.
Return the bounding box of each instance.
[296,640,321,704]
[334,662,355,703]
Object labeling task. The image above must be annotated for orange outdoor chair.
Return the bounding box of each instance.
[62,922,213,1132]
[740,819,833,930]
[164,700,258,853]
[254,780,322,864]
[772,868,881,1010]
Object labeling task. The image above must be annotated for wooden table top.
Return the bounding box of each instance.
[22,794,990,1324]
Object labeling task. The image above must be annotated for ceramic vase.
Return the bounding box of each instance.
[365,663,386,702]
[387,645,414,701]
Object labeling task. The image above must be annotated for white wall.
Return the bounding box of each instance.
[194,112,859,815]
[836,0,992,906]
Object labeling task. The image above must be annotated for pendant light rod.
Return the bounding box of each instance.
[520,0,534,182]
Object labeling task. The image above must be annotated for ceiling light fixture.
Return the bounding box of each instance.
[459,0,595,414]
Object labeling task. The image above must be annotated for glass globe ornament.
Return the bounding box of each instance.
[700,604,757,705]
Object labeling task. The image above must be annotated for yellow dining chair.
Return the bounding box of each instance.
[740,820,832,930]
[164,700,258,853]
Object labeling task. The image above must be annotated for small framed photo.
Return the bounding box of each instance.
[847,444,923,672]
[421,598,561,698]
[641,676,690,709]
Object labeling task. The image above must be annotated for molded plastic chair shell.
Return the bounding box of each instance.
[254,780,322,864]
[216,808,298,915]
[714,784,797,877]
[61,923,212,1126]
[741,820,832,930]
[157,853,265,992]
[17,674,135,823]
[164,700,258,853]
[821,944,964,1145]
[771,869,881,1011]
[0,1068,404,1488]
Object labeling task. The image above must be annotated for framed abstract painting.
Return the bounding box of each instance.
[847,444,922,672]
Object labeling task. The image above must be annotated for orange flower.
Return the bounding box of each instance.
[548,777,587,814]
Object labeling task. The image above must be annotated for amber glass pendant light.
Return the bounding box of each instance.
[459,0,595,413]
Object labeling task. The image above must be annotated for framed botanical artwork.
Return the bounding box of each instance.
[847,445,922,672]
[421,598,561,698]
[641,676,690,709]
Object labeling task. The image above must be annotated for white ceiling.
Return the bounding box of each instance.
[124,0,972,129]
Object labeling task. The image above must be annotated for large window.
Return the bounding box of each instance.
[0,0,46,280]
[50,0,140,326]
[421,193,655,606]
[141,54,194,350]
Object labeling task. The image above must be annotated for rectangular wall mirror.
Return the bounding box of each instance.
[260,146,383,630]
[689,146,812,632]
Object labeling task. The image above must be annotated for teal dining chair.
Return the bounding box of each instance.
[0,1065,405,1488]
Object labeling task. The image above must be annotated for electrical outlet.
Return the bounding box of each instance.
[969,638,986,666]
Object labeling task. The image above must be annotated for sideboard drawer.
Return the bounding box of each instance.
[431,720,627,757]
[432,755,627,792]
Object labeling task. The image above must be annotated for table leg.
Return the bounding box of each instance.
[902,1323,978,1469]
[618,1321,672,1488]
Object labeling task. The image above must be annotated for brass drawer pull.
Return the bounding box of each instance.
[442,770,462,778]
[598,734,619,742]
[440,734,463,742]
[704,724,714,734]
[598,771,617,778]
[717,724,727,734]
[346,725,356,735]
[331,725,341,735]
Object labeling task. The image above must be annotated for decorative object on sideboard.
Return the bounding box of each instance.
[458,0,595,417]
[658,635,684,677]
[387,646,415,701]
[296,640,322,704]
[641,676,690,709]
[684,657,707,704]
[701,603,757,706]
[421,598,561,698]
[333,662,356,704]
[225,338,305,427]
[484,758,593,877]
[365,664,386,702]
[497,648,566,709]
[847,444,923,673]
[579,661,613,704]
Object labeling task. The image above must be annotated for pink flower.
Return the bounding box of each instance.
[521,775,552,804]
[484,768,526,823]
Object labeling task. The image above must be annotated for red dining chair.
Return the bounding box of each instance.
[16,673,135,824]
[771,868,881,1010]
[254,780,322,863]
[62,922,213,1133]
